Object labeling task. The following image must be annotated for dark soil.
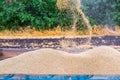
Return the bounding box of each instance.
[0,49,3,56]
[0,35,120,49]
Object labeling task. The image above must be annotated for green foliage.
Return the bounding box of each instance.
[58,10,73,29]
[114,0,120,25]
[0,0,88,31]
[76,14,88,31]
[58,8,87,31]
[1,0,119,31]
[0,0,59,30]
[0,0,24,29]
[81,0,120,26]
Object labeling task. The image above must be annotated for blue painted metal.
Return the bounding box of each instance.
[0,75,120,80]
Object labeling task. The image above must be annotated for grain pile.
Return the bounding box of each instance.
[0,46,120,74]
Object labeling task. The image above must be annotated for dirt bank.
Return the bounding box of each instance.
[0,35,120,49]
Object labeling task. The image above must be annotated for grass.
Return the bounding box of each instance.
[0,25,119,39]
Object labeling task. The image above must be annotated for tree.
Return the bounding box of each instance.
[114,0,120,25]
[81,0,119,27]
[0,0,59,30]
